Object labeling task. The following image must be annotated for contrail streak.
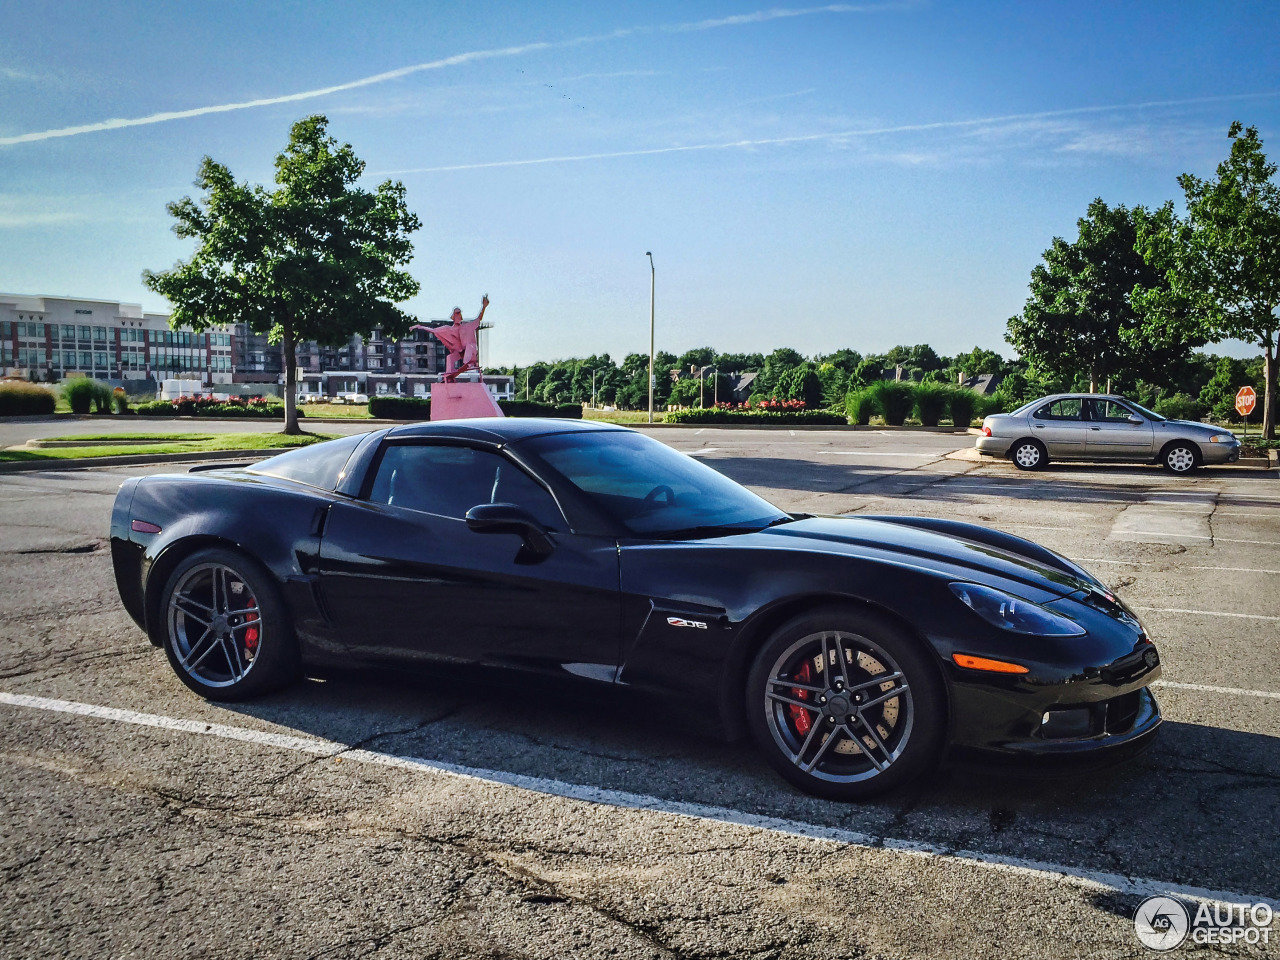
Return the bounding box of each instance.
[383,90,1280,174]
[0,5,894,147]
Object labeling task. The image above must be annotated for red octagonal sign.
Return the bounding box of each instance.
[1235,386,1257,417]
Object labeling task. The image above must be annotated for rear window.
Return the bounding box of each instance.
[249,433,367,490]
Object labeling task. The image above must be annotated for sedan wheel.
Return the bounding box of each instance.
[1012,440,1046,470]
[1163,443,1198,474]
[160,548,298,701]
[746,608,944,800]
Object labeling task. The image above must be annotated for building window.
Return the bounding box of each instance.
[93,326,106,341]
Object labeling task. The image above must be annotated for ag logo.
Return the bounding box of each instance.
[1134,896,1190,951]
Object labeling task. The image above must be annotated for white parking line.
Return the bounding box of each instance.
[0,690,1273,909]
[1153,681,1280,701]
[1108,530,1280,546]
[1134,606,1280,622]
[819,451,945,458]
[1077,558,1280,574]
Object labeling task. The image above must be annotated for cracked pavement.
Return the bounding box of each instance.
[0,428,1277,958]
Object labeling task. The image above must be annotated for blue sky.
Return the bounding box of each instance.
[2,1,1278,365]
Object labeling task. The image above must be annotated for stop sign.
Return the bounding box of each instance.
[1235,386,1257,417]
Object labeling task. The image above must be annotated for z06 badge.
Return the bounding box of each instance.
[667,617,708,629]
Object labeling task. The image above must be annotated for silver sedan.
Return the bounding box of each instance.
[976,394,1241,473]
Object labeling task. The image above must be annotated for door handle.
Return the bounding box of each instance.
[1033,424,1044,429]
[1090,426,1100,431]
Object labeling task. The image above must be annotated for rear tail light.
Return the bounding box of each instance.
[981,425,992,437]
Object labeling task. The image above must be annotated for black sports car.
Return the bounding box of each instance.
[110,419,1161,799]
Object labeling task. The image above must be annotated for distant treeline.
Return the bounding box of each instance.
[488,344,1265,423]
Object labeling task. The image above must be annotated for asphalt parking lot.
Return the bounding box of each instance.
[1,426,1277,959]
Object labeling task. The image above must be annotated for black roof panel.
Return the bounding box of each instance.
[386,417,628,443]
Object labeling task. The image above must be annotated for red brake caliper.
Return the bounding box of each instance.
[788,660,814,735]
[243,598,259,660]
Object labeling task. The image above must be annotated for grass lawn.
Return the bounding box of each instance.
[300,402,373,418]
[0,431,334,462]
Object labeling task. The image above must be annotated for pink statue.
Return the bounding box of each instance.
[413,295,487,382]
[410,295,504,421]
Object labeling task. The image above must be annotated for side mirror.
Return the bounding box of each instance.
[1127,415,1143,425]
[465,502,555,560]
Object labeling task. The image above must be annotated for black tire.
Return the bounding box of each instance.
[1010,439,1047,471]
[158,547,299,701]
[745,606,946,800]
[1161,442,1199,474]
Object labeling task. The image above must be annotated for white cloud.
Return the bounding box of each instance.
[380,90,1280,174]
[0,6,880,147]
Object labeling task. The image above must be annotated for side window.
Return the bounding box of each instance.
[1092,400,1136,422]
[1035,399,1082,421]
[368,445,563,529]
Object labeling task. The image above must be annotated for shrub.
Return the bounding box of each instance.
[975,394,1006,417]
[370,396,431,420]
[112,388,132,415]
[499,400,582,419]
[913,381,950,427]
[0,382,57,416]
[664,408,848,425]
[1154,393,1207,422]
[948,388,978,428]
[135,401,176,416]
[866,381,915,425]
[845,388,874,425]
[62,377,113,414]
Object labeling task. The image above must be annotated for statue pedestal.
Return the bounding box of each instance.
[430,380,504,420]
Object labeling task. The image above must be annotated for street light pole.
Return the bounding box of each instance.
[591,368,597,410]
[646,252,655,423]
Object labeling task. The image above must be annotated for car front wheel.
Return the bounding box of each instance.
[1011,439,1047,470]
[1162,443,1199,474]
[159,547,299,701]
[745,607,945,800]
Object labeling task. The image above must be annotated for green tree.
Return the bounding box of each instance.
[144,116,420,434]
[851,357,884,387]
[952,346,1005,379]
[1007,198,1191,395]
[755,347,806,397]
[1135,123,1280,438]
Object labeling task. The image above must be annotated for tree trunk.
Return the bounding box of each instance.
[1263,334,1276,441]
[281,317,300,436]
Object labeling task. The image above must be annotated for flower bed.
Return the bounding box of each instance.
[134,396,297,418]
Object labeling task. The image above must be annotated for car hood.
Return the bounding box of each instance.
[1163,419,1233,437]
[738,515,1093,601]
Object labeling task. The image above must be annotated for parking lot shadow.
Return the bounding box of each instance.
[221,664,1280,901]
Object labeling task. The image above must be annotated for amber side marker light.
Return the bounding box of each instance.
[952,653,1030,674]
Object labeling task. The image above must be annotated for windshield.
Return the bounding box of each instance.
[521,430,788,537]
[1122,399,1166,422]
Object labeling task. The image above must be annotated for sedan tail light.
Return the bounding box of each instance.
[981,425,992,437]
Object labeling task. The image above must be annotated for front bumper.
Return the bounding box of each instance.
[1200,441,1241,465]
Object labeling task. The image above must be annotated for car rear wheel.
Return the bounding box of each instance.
[1162,442,1199,474]
[159,547,299,701]
[1011,439,1047,470]
[745,607,945,800]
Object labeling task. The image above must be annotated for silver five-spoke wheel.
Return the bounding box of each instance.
[158,547,297,701]
[168,562,263,688]
[764,631,913,783]
[746,607,944,800]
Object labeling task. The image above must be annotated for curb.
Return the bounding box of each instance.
[0,448,276,474]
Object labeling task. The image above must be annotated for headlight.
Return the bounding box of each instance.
[949,582,1086,636]
[1209,434,1234,443]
